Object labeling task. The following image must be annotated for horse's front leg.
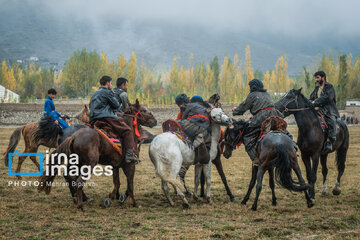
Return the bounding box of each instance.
[204,162,212,204]
[320,154,329,196]
[241,165,258,205]
[251,167,264,211]
[293,166,313,208]
[193,165,202,201]
[309,153,320,200]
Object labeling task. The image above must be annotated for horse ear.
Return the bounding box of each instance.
[295,88,302,95]
[135,99,140,108]
[84,104,88,110]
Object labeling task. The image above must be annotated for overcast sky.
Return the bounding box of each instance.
[40,0,360,39]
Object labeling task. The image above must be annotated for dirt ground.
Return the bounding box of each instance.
[0,125,359,240]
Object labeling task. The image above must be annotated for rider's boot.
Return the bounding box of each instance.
[125,149,141,164]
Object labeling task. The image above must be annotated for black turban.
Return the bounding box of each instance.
[175,93,189,105]
[249,79,266,93]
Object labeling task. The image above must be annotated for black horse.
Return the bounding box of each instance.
[223,119,311,210]
[275,88,349,202]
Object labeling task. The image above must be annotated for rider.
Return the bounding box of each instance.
[44,88,69,130]
[179,95,211,164]
[175,93,190,120]
[232,79,291,164]
[310,71,339,151]
[113,77,130,113]
[89,76,140,164]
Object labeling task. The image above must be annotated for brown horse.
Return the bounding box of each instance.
[3,105,90,178]
[38,100,157,210]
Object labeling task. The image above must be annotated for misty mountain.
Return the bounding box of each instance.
[1,1,360,75]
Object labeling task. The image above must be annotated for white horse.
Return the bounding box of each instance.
[149,106,233,208]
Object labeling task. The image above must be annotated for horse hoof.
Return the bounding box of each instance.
[206,198,213,205]
[185,191,192,197]
[241,200,247,205]
[103,198,111,208]
[84,197,93,203]
[193,195,199,201]
[182,203,190,209]
[272,201,277,206]
[332,188,341,196]
[251,205,257,211]
[321,191,329,196]
[230,197,237,202]
[307,201,314,208]
[72,197,77,204]
[118,194,127,203]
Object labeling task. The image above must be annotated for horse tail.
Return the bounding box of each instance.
[38,136,75,194]
[274,144,308,192]
[3,126,24,167]
[335,121,349,173]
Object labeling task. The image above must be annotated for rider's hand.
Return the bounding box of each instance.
[232,107,236,112]
[61,114,64,118]
[312,101,315,104]
[55,120,59,125]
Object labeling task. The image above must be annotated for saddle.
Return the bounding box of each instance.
[162,119,193,149]
[260,116,288,138]
[93,120,123,155]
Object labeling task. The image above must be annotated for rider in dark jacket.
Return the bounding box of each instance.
[113,77,131,113]
[232,79,289,162]
[178,95,211,164]
[89,76,139,164]
[310,71,339,151]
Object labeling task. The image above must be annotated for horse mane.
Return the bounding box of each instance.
[297,92,319,118]
[33,116,62,145]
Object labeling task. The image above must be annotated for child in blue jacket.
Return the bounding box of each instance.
[44,88,69,129]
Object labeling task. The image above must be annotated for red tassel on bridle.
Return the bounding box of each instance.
[133,111,141,138]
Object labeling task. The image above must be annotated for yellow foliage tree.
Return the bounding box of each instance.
[117,54,128,78]
[127,51,137,94]
[245,45,254,85]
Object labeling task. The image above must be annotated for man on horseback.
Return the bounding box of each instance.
[178,94,211,164]
[310,71,340,151]
[232,79,293,164]
[89,76,140,164]
[113,77,130,113]
[175,93,190,120]
[44,88,69,130]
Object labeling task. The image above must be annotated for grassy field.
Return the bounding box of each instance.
[0,126,359,239]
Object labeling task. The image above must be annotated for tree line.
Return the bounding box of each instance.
[0,45,359,108]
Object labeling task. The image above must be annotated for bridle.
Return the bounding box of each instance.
[225,129,243,150]
[278,94,311,113]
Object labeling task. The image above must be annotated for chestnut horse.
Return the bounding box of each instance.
[38,100,157,210]
[3,105,90,178]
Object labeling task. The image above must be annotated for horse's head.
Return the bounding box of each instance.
[275,88,311,117]
[74,104,90,124]
[223,119,247,159]
[125,99,157,128]
[207,93,221,108]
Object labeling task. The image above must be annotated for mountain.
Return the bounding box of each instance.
[1,1,360,75]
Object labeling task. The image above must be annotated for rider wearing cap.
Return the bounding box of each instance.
[232,79,292,164]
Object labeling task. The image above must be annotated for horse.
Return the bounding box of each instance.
[275,88,349,202]
[178,94,236,202]
[3,105,90,178]
[38,100,157,210]
[223,119,312,210]
[149,103,233,208]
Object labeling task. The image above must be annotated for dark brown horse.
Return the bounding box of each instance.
[223,119,311,210]
[275,88,349,202]
[38,100,157,210]
[3,105,90,178]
